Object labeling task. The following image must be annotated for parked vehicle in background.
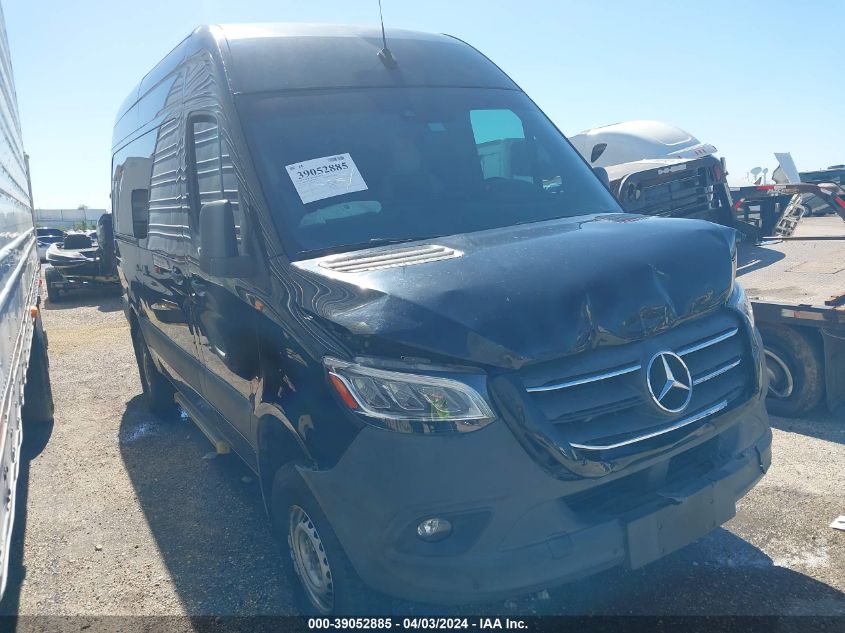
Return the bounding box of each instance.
[113,24,770,614]
[44,215,119,302]
[801,165,845,186]
[35,227,65,262]
[0,2,55,599]
[800,165,845,216]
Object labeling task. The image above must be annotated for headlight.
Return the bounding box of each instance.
[324,357,495,431]
[729,280,754,327]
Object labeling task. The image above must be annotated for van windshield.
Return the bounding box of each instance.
[238,88,620,258]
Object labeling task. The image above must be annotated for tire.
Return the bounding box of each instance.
[270,465,381,615]
[759,325,824,417]
[131,326,176,416]
[45,267,62,303]
[22,314,54,424]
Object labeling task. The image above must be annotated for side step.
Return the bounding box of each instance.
[174,392,231,455]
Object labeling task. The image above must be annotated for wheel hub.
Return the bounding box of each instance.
[289,505,334,613]
[764,349,794,399]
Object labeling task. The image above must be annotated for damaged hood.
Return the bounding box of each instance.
[292,214,736,369]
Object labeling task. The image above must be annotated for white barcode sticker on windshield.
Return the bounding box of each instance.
[285,153,368,205]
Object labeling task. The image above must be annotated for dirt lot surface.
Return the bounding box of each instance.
[1,275,843,617]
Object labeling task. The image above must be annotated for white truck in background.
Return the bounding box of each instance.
[0,2,55,598]
[568,120,736,227]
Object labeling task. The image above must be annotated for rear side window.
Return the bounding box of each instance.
[111,129,155,241]
[131,189,150,239]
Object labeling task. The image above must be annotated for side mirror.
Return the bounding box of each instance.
[199,200,255,278]
[593,166,611,189]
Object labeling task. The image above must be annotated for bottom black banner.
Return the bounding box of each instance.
[0,616,841,633]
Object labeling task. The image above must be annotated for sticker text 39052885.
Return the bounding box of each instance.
[285,153,368,205]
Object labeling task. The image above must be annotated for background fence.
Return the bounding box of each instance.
[34,208,108,230]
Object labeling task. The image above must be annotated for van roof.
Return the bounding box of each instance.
[114,23,518,143]
[219,23,517,94]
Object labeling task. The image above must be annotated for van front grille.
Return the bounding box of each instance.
[518,310,750,457]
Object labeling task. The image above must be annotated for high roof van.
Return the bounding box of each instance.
[112,24,771,614]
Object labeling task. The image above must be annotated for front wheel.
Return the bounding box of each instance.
[759,325,824,417]
[22,314,54,424]
[271,465,380,615]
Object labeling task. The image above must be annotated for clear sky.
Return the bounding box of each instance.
[4,0,842,210]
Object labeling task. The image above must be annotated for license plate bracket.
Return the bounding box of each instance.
[626,481,735,569]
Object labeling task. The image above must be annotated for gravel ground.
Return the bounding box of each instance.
[1,278,843,617]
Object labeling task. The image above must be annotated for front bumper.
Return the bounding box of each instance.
[301,394,771,605]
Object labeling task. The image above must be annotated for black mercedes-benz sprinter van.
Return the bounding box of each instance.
[112,24,771,614]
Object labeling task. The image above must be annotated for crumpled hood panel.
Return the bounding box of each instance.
[293,214,736,369]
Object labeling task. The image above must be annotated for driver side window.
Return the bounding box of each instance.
[188,115,246,255]
[190,118,222,209]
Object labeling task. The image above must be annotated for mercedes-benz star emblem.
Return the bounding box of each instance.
[646,351,693,413]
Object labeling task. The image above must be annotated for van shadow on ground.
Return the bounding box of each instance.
[118,395,845,616]
[118,395,295,616]
[735,244,786,278]
[769,409,845,446]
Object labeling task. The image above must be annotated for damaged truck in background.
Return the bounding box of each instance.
[113,24,772,614]
[569,120,735,227]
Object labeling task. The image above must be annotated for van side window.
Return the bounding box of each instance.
[111,129,156,242]
[188,116,245,254]
[190,119,223,209]
[131,189,150,239]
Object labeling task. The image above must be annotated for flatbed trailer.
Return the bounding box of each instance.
[732,182,845,240]
[737,216,845,415]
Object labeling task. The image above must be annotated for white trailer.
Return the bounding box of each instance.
[0,2,55,598]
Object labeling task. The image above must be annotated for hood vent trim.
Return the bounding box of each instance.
[319,244,462,273]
